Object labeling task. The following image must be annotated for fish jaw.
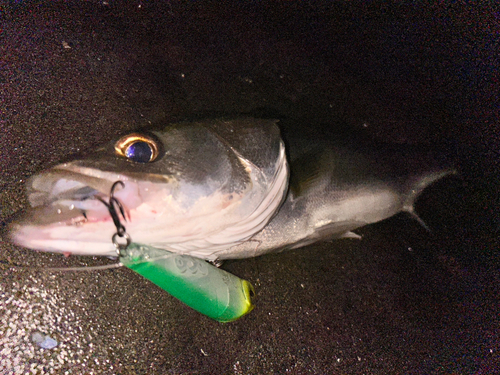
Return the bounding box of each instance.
[10,221,119,256]
[9,163,169,256]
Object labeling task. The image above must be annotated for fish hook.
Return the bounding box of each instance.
[96,181,131,256]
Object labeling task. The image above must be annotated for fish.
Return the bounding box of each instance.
[7,117,455,321]
[9,117,453,262]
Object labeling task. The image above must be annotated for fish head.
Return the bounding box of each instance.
[9,118,289,259]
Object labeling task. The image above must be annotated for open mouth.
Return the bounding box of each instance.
[20,166,125,227]
[7,165,136,255]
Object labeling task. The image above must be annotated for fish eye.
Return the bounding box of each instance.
[114,133,159,163]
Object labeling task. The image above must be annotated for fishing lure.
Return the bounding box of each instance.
[120,243,254,322]
[104,182,255,322]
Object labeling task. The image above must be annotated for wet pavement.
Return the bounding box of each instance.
[1,2,499,374]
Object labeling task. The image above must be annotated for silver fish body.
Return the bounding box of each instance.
[217,131,452,259]
[9,118,452,261]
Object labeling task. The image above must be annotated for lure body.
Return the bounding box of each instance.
[120,243,254,322]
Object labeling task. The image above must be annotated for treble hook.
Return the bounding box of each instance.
[96,181,131,256]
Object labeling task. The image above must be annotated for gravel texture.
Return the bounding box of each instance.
[1,2,498,374]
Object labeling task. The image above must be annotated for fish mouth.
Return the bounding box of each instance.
[24,165,126,225]
[9,164,141,255]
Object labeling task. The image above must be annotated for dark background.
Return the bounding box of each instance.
[0,1,498,373]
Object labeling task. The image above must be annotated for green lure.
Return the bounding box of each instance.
[120,243,255,322]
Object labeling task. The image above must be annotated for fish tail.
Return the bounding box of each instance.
[402,169,458,230]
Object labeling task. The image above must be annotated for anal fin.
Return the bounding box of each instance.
[340,231,362,240]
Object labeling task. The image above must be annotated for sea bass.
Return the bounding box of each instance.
[9,118,452,261]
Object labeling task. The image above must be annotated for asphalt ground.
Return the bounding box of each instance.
[0,2,498,374]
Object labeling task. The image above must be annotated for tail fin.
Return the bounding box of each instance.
[402,169,457,231]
